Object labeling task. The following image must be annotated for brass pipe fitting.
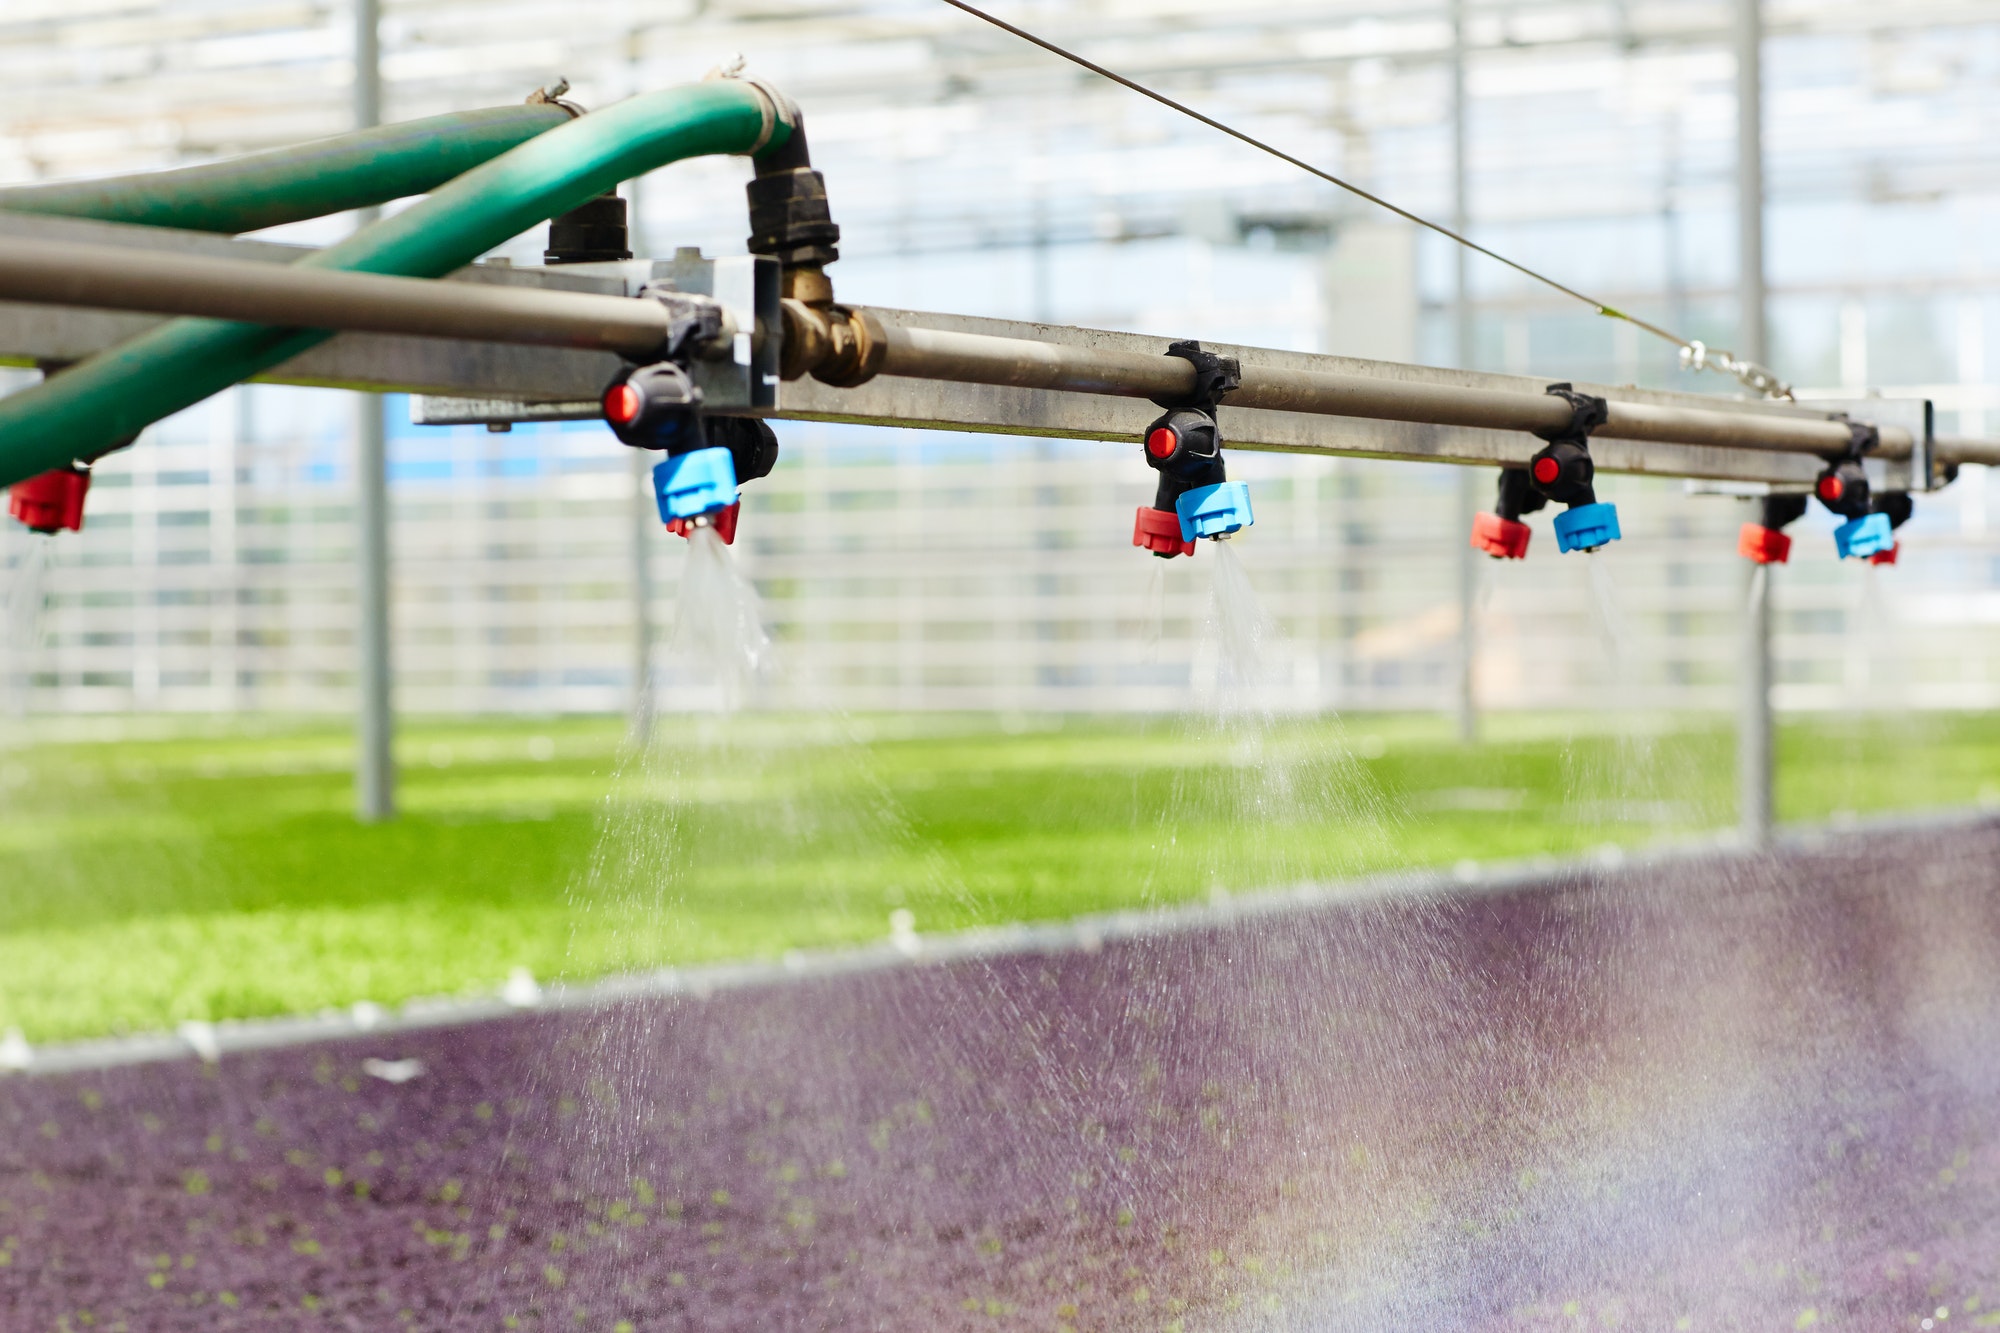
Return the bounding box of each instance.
[777,297,884,388]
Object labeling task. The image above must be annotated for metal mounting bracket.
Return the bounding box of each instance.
[412,249,779,425]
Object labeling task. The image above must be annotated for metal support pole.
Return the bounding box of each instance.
[352,0,394,823]
[1736,0,1768,378]
[355,394,394,821]
[1450,0,1478,745]
[1736,0,1773,849]
[354,0,380,132]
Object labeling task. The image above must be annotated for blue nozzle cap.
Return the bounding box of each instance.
[1552,502,1621,553]
[654,446,738,523]
[1833,510,1894,560]
[1175,480,1254,542]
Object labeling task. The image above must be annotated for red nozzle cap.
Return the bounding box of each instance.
[1869,541,1900,567]
[604,381,643,427]
[1817,474,1844,503]
[1470,511,1531,560]
[1146,427,1178,460]
[1133,506,1195,557]
[666,501,741,546]
[7,467,90,534]
[1532,456,1561,486]
[1738,522,1792,565]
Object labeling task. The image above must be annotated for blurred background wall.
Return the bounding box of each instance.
[3,0,1999,716]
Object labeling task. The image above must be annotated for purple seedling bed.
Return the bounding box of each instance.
[5,822,2000,1331]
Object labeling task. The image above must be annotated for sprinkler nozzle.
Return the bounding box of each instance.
[1551,502,1621,554]
[1471,511,1532,560]
[1738,524,1792,565]
[1175,480,1254,542]
[1740,493,1808,565]
[1824,487,1910,562]
[654,447,739,525]
[1833,511,1895,561]
[1136,408,1236,555]
[1524,383,1620,554]
[667,502,742,546]
[1866,491,1913,566]
[1474,467,1545,559]
[1133,506,1195,558]
[1133,342,1247,555]
[7,465,90,534]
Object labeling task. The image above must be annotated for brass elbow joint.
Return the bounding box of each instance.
[778,298,884,388]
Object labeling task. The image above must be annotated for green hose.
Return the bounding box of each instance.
[0,81,787,488]
[0,105,574,235]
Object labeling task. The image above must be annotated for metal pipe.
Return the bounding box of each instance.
[0,235,674,359]
[0,106,572,237]
[870,320,1915,459]
[1934,435,2000,468]
[874,324,1193,399]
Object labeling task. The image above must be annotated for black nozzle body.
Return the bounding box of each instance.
[709,416,780,484]
[1143,408,1226,513]
[1760,492,1809,532]
[1495,466,1549,522]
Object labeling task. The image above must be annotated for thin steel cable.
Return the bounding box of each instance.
[938,0,1790,396]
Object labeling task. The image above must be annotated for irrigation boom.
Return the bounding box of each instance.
[0,79,1988,564]
[0,218,1980,487]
